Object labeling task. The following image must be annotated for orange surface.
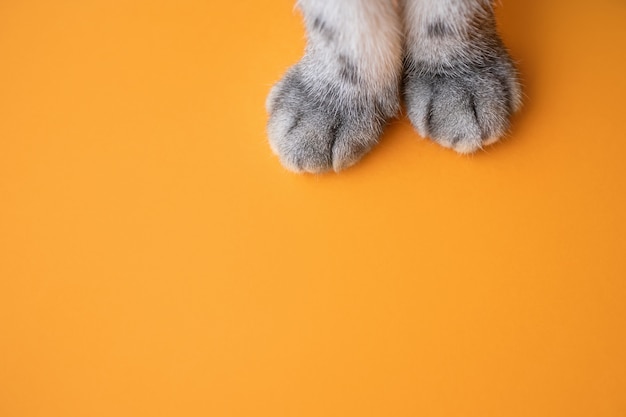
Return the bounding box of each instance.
[1,0,625,416]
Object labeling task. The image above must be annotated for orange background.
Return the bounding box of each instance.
[1,0,625,416]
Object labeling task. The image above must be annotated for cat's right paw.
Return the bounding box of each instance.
[266,65,394,173]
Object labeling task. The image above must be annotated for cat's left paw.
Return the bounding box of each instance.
[404,54,521,154]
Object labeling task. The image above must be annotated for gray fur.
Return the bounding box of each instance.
[427,20,453,38]
[311,16,335,43]
[267,0,521,172]
[266,0,402,173]
[403,1,521,153]
[338,55,360,86]
[266,63,398,173]
[404,51,520,152]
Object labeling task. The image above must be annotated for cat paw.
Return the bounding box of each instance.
[403,55,521,154]
[266,65,396,173]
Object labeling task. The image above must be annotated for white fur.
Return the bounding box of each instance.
[297,0,403,95]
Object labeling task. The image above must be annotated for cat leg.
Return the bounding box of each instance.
[401,0,521,153]
[266,0,403,173]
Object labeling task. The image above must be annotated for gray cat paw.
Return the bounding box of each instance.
[404,55,521,154]
[266,65,396,173]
